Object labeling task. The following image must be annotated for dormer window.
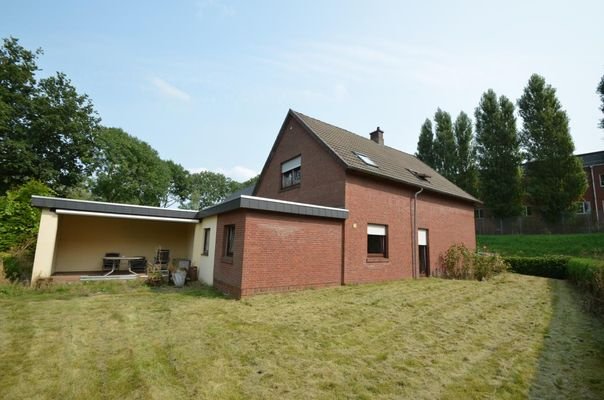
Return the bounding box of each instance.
[407,168,431,182]
[354,151,378,167]
[281,155,301,189]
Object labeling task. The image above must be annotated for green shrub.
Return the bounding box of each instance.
[504,256,570,279]
[440,244,508,281]
[1,239,35,282]
[568,258,604,314]
[0,180,54,252]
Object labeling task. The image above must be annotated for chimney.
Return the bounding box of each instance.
[370,127,384,145]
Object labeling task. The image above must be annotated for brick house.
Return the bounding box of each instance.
[31,110,478,297]
[577,150,604,225]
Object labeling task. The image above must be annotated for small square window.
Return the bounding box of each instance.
[224,225,235,257]
[202,228,211,256]
[474,209,484,219]
[281,156,301,189]
[367,224,388,257]
[576,201,591,214]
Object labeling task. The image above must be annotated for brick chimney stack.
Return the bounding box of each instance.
[370,127,384,145]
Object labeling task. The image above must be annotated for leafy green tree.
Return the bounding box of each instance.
[453,111,479,196]
[517,74,587,222]
[475,90,523,217]
[90,127,171,206]
[598,75,604,129]
[433,108,456,181]
[161,160,190,208]
[416,119,435,168]
[0,180,53,252]
[181,171,249,210]
[0,37,99,195]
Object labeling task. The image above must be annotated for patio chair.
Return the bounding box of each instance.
[128,256,147,274]
[154,249,170,279]
[103,252,121,273]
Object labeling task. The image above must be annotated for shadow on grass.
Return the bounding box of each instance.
[528,279,604,399]
[148,281,229,299]
[0,280,230,301]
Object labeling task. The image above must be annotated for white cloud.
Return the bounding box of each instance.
[150,77,191,101]
[188,165,258,182]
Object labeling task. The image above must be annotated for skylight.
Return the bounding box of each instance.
[354,152,378,167]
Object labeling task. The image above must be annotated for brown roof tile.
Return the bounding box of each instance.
[291,110,479,203]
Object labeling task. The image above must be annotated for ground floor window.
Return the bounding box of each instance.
[224,225,235,257]
[202,228,211,255]
[367,224,388,257]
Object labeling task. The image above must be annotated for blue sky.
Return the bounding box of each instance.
[3,0,603,181]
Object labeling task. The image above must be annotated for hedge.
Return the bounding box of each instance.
[503,256,570,279]
[567,258,604,314]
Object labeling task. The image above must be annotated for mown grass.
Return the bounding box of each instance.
[478,233,604,259]
[1,276,604,399]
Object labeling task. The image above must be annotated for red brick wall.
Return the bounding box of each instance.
[254,116,346,208]
[343,173,476,283]
[416,190,477,275]
[213,210,246,298]
[240,211,343,296]
[583,165,604,218]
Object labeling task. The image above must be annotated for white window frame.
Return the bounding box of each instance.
[576,201,591,215]
[367,224,388,257]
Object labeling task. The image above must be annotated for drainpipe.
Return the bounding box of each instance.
[590,166,600,226]
[412,187,424,279]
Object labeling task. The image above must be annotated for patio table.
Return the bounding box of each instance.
[102,256,145,276]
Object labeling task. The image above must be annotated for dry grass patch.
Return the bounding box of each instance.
[1,276,603,399]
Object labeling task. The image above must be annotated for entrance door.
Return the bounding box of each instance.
[418,229,429,277]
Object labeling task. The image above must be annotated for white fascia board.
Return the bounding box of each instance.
[54,209,199,223]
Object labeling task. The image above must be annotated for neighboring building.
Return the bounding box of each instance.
[31,110,478,298]
[578,151,604,226]
[474,150,604,234]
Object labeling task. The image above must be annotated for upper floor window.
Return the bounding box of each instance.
[281,155,301,189]
[600,174,604,187]
[576,201,591,215]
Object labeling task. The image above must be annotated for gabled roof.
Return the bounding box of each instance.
[288,110,480,203]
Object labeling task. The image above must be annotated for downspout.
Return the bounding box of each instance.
[412,187,424,279]
[590,166,600,226]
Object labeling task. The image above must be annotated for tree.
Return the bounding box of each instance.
[453,111,479,196]
[433,109,456,181]
[90,127,171,206]
[598,75,604,129]
[475,89,523,218]
[517,74,587,222]
[0,37,99,195]
[181,171,242,210]
[161,160,190,208]
[0,180,53,252]
[416,119,435,168]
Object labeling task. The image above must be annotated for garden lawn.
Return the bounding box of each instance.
[1,275,604,399]
[478,233,604,260]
